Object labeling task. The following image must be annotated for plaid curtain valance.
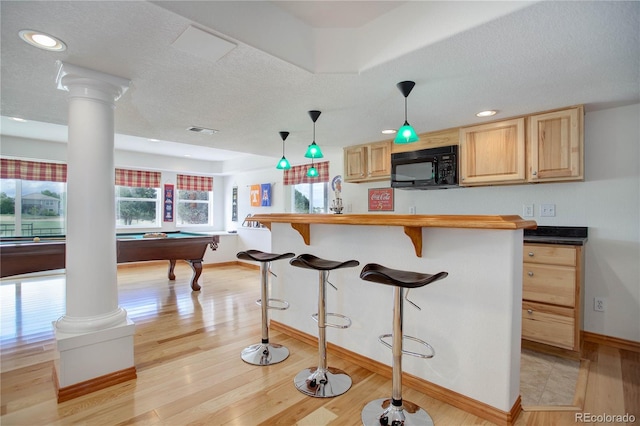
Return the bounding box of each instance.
[177,174,213,192]
[283,161,329,185]
[0,158,67,182]
[115,168,161,188]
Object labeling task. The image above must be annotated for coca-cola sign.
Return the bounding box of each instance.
[368,188,394,211]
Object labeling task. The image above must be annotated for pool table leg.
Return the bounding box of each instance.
[168,260,177,280]
[188,259,203,291]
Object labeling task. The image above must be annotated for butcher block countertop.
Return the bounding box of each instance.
[250,214,537,257]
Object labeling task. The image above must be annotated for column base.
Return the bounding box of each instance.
[54,317,135,389]
[361,398,434,426]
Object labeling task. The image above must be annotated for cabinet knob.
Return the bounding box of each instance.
[527,309,533,314]
[532,171,537,176]
[528,252,534,257]
[528,271,534,277]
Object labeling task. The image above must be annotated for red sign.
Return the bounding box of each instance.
[368,188,394,211]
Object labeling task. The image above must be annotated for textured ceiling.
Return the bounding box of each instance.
[1,1,638,171]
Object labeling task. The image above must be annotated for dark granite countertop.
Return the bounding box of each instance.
[524,226,588,246]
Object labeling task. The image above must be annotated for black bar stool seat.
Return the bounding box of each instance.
[237,249,296,263]
[360,263,448,426]
[360,263,448,288]
[236,249,294,366]
[290,253,359,398]
[290,253,360,271]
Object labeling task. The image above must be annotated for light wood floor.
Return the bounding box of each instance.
[1,263,638,425]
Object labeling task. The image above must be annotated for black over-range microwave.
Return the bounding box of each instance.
[391,145,459,189]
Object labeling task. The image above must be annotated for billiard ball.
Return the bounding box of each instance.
[33,237,40,242]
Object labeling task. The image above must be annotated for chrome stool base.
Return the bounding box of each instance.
[361,398,434,426]
[241,342,289,366]
[294,366,352,398]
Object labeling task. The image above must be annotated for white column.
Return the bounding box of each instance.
[53,61,135,389]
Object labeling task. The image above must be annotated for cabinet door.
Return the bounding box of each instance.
[459,118,525,185]
[528,107,583,182]
[344,146,367,181]
[368,141,391,178]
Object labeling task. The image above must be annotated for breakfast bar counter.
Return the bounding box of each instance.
[251,213,535,257]
[253,214,535,425]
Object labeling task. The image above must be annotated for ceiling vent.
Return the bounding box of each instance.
[187,126,218,135]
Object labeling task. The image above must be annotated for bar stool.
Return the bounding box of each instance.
[359,263,448,426]
[236,249,295,366]
[289,254,360,398]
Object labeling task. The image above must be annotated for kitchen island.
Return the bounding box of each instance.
[251,213,536,426]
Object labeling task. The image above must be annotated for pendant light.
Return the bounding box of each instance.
[304,110,323,159]
[307,158,318,177]
[394,81,419,144]
[276,131,291,170]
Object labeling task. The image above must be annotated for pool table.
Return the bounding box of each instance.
[0,231,219,291]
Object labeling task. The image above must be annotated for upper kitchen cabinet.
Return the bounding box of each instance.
[391,127,459,154]
[459,118,526,186]
[344,140,391,183]
[528,106,584,183]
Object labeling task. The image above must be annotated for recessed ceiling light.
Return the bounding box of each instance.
[381,129,397,134]
[148,138,159,142]
[19,30,66,52]
[476,110,497,117]
[184,154,192,157]
[9,117,27,122]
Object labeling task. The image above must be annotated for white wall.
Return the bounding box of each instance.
[224,103,640,343]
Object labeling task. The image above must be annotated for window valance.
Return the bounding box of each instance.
[177,174,213,192]
[0,158,67,182]
[283,161,329,185]
[115,168,160,188]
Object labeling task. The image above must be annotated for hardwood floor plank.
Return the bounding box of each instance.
[2,264,638,426]
[620,349,640,419]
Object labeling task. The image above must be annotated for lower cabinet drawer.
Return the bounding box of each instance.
[523,263,576,306]
[522,302,575,350]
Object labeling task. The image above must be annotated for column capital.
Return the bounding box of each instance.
[55,61,130,103]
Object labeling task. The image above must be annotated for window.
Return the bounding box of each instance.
[291,182,328,213]
[0,159,67,236]
[176,174,213,227]
[284,161,330,214]
[115,169,161,228]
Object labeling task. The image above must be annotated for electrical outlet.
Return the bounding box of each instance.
[540,204,556,217]
[594,297,606,312]
[409,206,416,214]
[523,204,534,217]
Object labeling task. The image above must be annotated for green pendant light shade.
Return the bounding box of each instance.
[276,131,291,170]
[304,110,324,159]
[394,81,419,144]
[307,162,318,177]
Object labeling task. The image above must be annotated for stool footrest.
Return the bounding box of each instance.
[312,312,352,329]
[378,333,435,359]
[256,298,290,310]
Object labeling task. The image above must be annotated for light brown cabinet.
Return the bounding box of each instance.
[459,118,526,186]
[391,127,458,154]
[527,106,583,182]
[522,243,584,354]
[344,140,391,182]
